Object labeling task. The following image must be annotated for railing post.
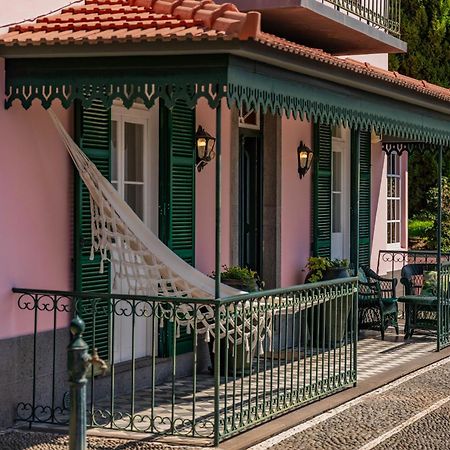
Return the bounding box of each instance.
[68,316,89,450]
[68,316,107,450]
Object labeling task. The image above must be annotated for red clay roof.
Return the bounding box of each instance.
[1,0,449,103]
[0,0,260,43]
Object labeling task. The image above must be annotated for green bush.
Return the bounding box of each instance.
[425,177,450,251]
[409,217,433,239]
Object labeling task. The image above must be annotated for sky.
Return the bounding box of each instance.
[0,0,81,33]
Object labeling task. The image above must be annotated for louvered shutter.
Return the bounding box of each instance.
[74,100,111,360]
[312,123,332,257]
[350,130,371,268]
[159,99,195,356]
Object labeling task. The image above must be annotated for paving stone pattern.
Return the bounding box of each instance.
[0,430,204,450]
[270,357,450,449]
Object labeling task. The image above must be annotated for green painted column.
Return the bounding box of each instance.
[437,144,443,351]
[214,100,222,446]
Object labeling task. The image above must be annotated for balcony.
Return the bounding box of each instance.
[220,0,407,55]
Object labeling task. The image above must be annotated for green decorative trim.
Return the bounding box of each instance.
[5,55,450,145]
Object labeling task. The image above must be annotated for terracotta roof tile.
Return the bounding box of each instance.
[1,0,255,44]
[0,0,449,103]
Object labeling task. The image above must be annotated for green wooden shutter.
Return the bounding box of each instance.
[74,100,111,360]
[351,129,371,268]
[159,99,196,356]
[312,123,332,257]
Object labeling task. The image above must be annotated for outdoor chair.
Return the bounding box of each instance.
[358,267,399,340]
[399,264,438,339]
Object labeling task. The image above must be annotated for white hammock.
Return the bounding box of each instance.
[49,110,270,357]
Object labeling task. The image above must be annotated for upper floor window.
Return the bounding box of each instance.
[387,153,401,245]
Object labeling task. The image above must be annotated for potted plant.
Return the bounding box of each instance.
[305,257,350,282]
[209,265,264,376]
[305,257,351,348]
[213,265,264,292]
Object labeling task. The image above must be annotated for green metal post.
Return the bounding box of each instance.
[67,317,89,450]
[214,100,222,446]
[437,144,443,351]
[68,316,107,450]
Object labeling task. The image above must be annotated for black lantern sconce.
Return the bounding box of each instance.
[195,126,216,172]
[297,141,313,179]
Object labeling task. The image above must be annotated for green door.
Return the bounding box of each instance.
[239,131,263,274]
[74,100,112,360]
[159,99,196,356]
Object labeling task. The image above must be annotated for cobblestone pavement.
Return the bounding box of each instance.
[0,430,205,450]
[263,358,450,450]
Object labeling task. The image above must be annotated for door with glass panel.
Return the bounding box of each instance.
[331,126,351,261]
[111,104,158,362]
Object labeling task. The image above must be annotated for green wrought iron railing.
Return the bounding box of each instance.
[319,0,401,37]
[377,250,450,277]
[13,278,358,445]
[438,262,450,350]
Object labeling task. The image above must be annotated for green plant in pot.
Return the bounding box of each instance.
[305,257,351,349]
[213,265,264,292]
[306,257,350,283]
[209,265,264,376]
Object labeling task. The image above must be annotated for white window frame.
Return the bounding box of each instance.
[111,101,159,233]
[386,153,402,248]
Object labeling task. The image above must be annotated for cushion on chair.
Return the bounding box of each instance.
[381,297,397,304]
[358,268,368,283]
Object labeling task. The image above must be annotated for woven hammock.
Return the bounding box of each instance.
[49,110,270,356]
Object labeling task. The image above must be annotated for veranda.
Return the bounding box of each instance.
[6,52,450,446]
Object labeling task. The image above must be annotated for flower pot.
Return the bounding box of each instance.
[208,278,259,376]
[307,267,351,350]
[322,266,350,281]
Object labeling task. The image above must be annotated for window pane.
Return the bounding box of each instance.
[394,178,400,197]
[332,152,341,191]
[111,120,118,182]
[124,122,144,182]
[125,184,144,219]
[332,193,341,233]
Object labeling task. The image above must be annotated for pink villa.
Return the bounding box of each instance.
[0,0,450,446]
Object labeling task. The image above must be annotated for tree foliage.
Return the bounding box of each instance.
[389,0,450,216]
[426,177,450,251]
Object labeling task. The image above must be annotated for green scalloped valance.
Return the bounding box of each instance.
[5,54,450,145]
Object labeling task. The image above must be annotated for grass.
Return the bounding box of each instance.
[409,218,433,239]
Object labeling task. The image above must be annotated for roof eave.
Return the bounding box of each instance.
[1,38,449,118]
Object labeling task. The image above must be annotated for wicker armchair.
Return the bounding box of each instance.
[400,264,438,339]
[358,267,399,340]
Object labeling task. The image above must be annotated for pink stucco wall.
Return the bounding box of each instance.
[280,116,312,287]
[195,99,232,275]
[0,59,72,339]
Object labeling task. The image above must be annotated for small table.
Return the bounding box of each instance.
[398,295,438,339]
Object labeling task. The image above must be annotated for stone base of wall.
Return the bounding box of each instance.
[0,329,209,429]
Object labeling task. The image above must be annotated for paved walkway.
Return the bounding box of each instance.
[0,430,203,450]
[251,356,450,450]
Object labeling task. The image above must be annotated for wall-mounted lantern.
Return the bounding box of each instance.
[297,141,313,179]
[195,126,216,172]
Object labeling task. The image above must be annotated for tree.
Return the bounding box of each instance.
[389,0,450,216]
